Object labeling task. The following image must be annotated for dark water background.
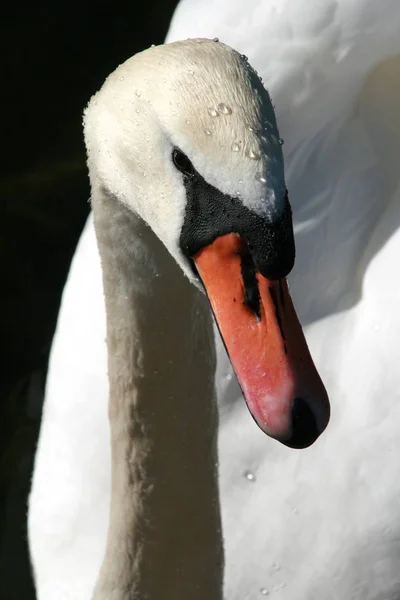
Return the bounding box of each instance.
[1,2,179,597]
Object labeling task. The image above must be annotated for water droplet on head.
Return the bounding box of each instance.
[213,37,219,42]
[384,525,392,535]
[208,107,219,117]
[260,589,269,596]
[218,103,232,115]
[244,469,256,482]
[188,69,194,75]
[134,89,141,97]
[279,138,284,145]
[231,141,240,152]
[204,129,212,136]
[256,174,267,183]
[119,76,124,81]
[241,54,248,61]
[246,148,260,160]
[150,44,155,48]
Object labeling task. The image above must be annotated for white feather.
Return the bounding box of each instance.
[29,1,400,599]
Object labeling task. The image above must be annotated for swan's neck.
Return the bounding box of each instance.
[91,185,223,600]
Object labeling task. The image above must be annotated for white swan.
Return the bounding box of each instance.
[29,0,400,598]
[29,38,329,600]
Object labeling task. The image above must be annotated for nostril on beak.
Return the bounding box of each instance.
[284,397,319,449]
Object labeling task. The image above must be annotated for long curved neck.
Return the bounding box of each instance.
[90,184,223,600]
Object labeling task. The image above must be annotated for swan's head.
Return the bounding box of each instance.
[84,38,330,448]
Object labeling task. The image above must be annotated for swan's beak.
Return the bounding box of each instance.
[194,233,330,449]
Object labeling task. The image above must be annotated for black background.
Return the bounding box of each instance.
[0,2,179,597]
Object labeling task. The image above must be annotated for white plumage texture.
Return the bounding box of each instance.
[29,1,400,599]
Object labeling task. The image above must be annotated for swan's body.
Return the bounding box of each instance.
[29,1,400,599]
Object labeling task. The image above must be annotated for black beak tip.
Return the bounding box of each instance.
[283,397,322,450]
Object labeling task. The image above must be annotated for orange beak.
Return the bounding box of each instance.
[194,233,330,448]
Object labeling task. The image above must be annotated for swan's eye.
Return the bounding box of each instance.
[172,148,195,178]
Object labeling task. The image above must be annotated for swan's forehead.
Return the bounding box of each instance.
[123,39,286,217]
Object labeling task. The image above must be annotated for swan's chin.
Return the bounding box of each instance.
[194,233,330,449]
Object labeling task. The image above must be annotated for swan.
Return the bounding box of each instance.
[29,38,329,600]
[29,0,400,598]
